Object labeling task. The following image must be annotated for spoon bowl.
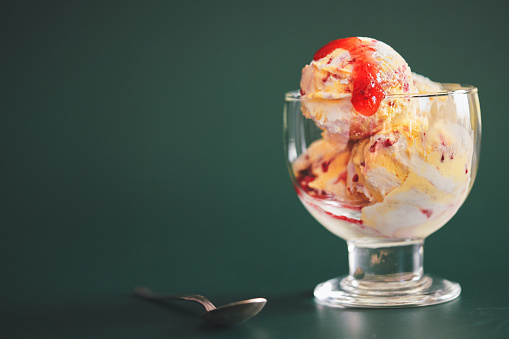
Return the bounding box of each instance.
[134,287,267,326]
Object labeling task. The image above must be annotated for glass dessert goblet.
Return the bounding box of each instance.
[283,85,481,308]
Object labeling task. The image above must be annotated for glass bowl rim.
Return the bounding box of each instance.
[285,83,478,102]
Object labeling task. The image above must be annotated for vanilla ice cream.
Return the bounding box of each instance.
[300,37,417,140]
[292,37,475,240]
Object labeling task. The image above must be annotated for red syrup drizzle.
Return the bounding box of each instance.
[325,212,364,226]
[294,167,364,225]
[321,159,332,173]
[420,209,433,218]
[295,167,331,199]
[313,37,385,116]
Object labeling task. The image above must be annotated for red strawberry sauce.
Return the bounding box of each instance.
[313,37,385,117]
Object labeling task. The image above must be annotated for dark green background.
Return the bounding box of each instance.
[2,1,507,338]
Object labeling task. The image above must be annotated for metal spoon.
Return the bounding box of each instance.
[134,287,267,326]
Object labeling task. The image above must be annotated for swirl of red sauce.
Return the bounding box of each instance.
[313,37,385,117]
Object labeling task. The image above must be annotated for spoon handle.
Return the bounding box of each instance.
[134,287,217,312]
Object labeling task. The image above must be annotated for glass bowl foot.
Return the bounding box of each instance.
[314,274,461,308]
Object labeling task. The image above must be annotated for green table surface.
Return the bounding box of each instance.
[2,1,508,338]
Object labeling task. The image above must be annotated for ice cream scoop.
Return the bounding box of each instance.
[300,37,416,139]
